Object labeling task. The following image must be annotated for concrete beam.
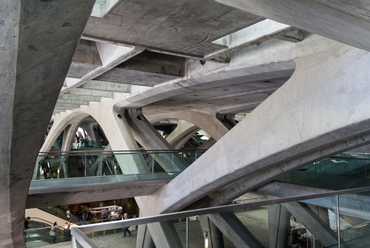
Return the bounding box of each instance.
[59,93,102,102]
[207,19,294,61]
[61,42,144,93]
[208,212,264,248]
[67,40,102,78]
[216,0,370,52]
[68,88,113,98]
[27,178,170,208]
[79,80,131,93]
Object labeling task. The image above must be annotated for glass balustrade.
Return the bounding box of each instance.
[277,153,370,190]
[33,150,206,180]
[67,188,370,248]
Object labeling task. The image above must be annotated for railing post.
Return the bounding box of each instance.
[336,195,341,248]
[186,217,189,248]
[84,152,87,177]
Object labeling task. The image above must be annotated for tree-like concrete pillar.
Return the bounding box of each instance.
[268,204,290,248]
[125,108,187,171]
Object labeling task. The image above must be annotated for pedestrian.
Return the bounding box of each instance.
[50,222,59,243]
[24,217,31,239]
[24,217,30,230]
[123,213,131,237]
[66,210,72,221]
[64,222,71,241]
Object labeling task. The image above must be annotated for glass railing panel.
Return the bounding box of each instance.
[277,153,370,190]
[33,150,206,181]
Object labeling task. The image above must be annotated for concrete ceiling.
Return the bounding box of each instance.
[55,0,301,116]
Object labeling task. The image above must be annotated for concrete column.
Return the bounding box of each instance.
[0,1,21,247]
[146,221,183,248]
[268,204,290,248]
[199,215,224,248]
[208,212,264,248]
[283,202,338,247]
[136,225,155,248]
[124,108,187,171]
[1,0,95,247]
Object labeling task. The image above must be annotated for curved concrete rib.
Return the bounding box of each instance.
[136,44,370,216]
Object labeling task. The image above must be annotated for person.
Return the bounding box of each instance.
[24,217,30,230]
[50,222,59,243]
[63,222,71,241]
[123,213,131,237]
[66,210,72,221]
[82,213,86,222]
[24,217,31,239]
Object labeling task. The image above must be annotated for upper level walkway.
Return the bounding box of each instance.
[27,150,370,208]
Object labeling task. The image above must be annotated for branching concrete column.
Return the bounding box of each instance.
[283,202,338,247]
[166,120,199,149]
[208,212,264,248]
[125,108,187,171]
[268,204,290,248]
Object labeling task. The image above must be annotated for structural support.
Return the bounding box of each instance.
[268,204,290,248]
[136,43,370,216]
[199,216,225,248]
[136,225,155,248]
[208,212,264,248]
[0,0,96,247]
[283,202,338,247]
[146,221,183,248]
[125,108,187,171]
[216,0,370,52]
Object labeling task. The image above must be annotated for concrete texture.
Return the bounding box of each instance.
[136,43,370,217]
[1,1,95,247]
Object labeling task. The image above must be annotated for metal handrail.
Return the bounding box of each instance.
[72,186,370,247]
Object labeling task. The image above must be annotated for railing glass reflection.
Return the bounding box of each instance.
[277,153,370,190]
[34,150,205,180]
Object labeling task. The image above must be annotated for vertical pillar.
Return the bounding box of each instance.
[199,215,225,248]
[268,204,290,248]
[0,1,22,247]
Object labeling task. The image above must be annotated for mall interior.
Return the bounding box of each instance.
[3,0,370,247]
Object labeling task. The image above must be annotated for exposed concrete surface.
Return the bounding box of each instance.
[136,43,370,216]
[0,1,95,247]
[216,0,370,52]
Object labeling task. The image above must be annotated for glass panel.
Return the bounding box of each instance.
[277,153,370,190]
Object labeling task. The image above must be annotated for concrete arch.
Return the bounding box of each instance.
[146,110,229,141]
[42,101,148,175]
